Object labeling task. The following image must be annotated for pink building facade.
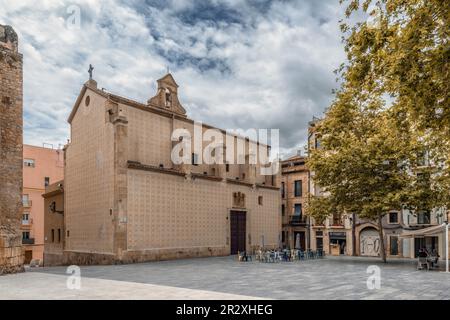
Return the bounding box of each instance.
[22,145,64,264]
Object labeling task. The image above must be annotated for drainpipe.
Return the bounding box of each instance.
[352,212,356,256]
[446,221,449,273]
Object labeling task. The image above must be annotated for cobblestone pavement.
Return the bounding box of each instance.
[1,256,449,300]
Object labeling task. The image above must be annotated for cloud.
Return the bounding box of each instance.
[0,0,345,158]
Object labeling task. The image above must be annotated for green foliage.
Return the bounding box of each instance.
[307,0,449,223]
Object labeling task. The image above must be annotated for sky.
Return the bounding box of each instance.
[0,0,347,158]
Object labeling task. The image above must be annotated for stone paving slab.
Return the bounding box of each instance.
[1,256,449,300]
[0,272,264,300]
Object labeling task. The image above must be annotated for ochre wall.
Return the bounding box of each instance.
[65,89,115,254]
[127,169,280,253]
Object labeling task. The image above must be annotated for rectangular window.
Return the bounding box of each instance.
[22,194,31,207]
[22,232,30,240]
[281,182,285,198]
[58,229,61,243]
[332,213,341,225]
[389,212,398,224]
[281,204,285,216]
[226,163,229,172]
[315,138,321,149]
[258,196,263,205]
[294,180,302,197]
[44,177,50,187]
[417,211,430,224]
[294,203,302,216]
[51,229,55,243]
[191,153,199,166]
[22,213,30,225]
[24,159,35,167]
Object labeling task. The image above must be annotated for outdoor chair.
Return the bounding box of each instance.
[417,256,429,270]
[298,250,305,260]
[316,249,324,258]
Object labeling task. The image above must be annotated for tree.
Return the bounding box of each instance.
[306,0,449,262]
[340,0,450,206]
[308,91,415,262]
[340,0,449,141]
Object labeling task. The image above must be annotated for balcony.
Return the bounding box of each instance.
[289,215,307,226]
[22,238,35,245]
[22,200,32,208]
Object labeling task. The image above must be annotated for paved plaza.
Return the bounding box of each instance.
[1,256,449,300]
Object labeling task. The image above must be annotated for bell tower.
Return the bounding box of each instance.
[147,73,187,117]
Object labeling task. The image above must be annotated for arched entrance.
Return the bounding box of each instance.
[360,227,380,257]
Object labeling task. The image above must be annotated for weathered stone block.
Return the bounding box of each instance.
[0,24,23,275]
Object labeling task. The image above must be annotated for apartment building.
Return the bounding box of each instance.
[22,145,64,264]
[280,154,309,250]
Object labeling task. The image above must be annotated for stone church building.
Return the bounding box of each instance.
[63,73,280,264]
[0,25,24,274]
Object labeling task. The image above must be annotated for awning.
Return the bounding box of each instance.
[400,224,446,238]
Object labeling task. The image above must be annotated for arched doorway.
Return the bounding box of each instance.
[360,227,380,257]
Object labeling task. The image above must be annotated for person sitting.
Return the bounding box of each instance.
[418,248,428,258]
[429,249,440,268]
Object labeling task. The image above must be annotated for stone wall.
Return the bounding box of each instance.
[0,24,24,274]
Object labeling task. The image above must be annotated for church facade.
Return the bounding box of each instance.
[63,73,281,264]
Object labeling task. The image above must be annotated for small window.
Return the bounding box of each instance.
[51,229,55,242]
[22,194,31,207]
[294,180,302,197]
[22,213,29,225]
[22,232,30,240]
[315,138,321,149]
[332,213,341,225]
[67,230,70,237]
[258,196,263,205]
[226,163,230,172]
[389,212,398,224]
[294,203,302,216]
[417,211,430,224]
[24,159,35,167]
[191,153,199,166]
[85,95,90,106]
[281,182,285,198]
[44,177,50,187]
[58,229,61,243]
[281,204,285,216]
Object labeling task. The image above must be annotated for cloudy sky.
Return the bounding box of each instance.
[1,0,347,158]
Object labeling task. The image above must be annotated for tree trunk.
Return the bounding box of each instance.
[377,213,387,263]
